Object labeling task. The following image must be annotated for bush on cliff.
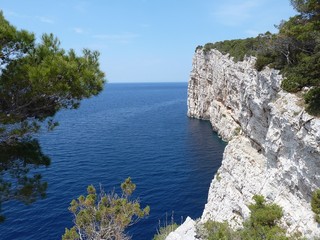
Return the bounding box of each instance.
[201,221,238,240]
[311,189,320,223]
[198,195,289,240]
[153,223,179,240]
[199,0,320,115]
[202,35,269,62]
[262,0,320,115]
[240,195,287,240]
[62,178,150,240]
[153,211,180,240]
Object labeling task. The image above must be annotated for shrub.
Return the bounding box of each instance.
[248,195,283,227]
[256,2,320,115]
[202,221,238,240]
[255,54,275,71]
[198,0,320,115]
[281,77,302,93]
[195,45,203,52]
[198,195,289,240]
[203,43,216,54]
[216,173,221,182]
[153,211,179,240]
[241,195,287,240]
[304,88,320,116]
[201,36,270,62]
[311,189,320,223]
[234,127,241,136]
[62,178,150,240]
[153,223,179,240]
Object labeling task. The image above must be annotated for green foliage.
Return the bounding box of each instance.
[248,195,283,227]
[234,127,241,136]
[240,195,287,240]
[62,227,79,240]
[290,0,320,18]
[62,178,150,240]
[153,211,179,240]
[121,177,136,197]
[199,0,320,115]
[0,11,35,64]
[240,224,288,240]
[215,172,221,182]
[198,195,290,240]
[202,221,238,240]
[153,223,179,240]
[255,53,276,71]
[258,1,320,114]
[0,12,105,144]
[311,189,320,223]
[304,87,320,115]
[195,45,203,52]
[203,43,216,54]
[201,34,271,62]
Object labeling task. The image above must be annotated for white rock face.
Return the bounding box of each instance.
[169,49,320,239]
[166,217,197,240]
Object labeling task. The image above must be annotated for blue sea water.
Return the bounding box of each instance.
[1,83,226,240]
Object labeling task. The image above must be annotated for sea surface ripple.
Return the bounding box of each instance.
[1,83,226,240]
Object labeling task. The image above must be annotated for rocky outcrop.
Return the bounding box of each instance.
[166,217,197,240]
[168,49,320,239]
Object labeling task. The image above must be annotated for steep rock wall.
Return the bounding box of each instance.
[168,49,320,239]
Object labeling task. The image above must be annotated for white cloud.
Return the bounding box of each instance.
[93,33,139,43]
[212,0,265,26]
[36,16,54,24]
[74,27,85,34]
[4,10,30,19]
[4,11,54,24]
[5,10,21,17]
[74,1,90,14]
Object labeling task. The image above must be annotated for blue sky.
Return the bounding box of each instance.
[1,0,296,83]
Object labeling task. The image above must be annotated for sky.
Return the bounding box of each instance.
[1,0,297,83]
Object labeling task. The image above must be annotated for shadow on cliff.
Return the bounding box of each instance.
[0,139,50,222]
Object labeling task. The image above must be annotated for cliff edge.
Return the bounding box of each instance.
[167,49,320,239]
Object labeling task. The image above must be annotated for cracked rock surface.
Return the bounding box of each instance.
[167,49,320,239]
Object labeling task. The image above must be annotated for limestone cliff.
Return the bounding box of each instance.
[167,49,320,239]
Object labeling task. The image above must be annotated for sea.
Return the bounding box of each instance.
[1,82,226,240]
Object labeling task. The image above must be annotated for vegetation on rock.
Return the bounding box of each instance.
[198,0,320,115]
[200,221,237,240]
[240,195,286,240]
[202,36,269,62]
[198,195,296,240]
[153,223,179,240]
[62,178,150,240]
[311,189,320,223]
[153,211,179,240]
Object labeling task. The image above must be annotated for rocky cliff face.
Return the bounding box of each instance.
[167,49,320,239]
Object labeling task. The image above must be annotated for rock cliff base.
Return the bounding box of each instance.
[167,49,320,239]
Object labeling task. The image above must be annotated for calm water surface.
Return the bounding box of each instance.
[1,83,226,240]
